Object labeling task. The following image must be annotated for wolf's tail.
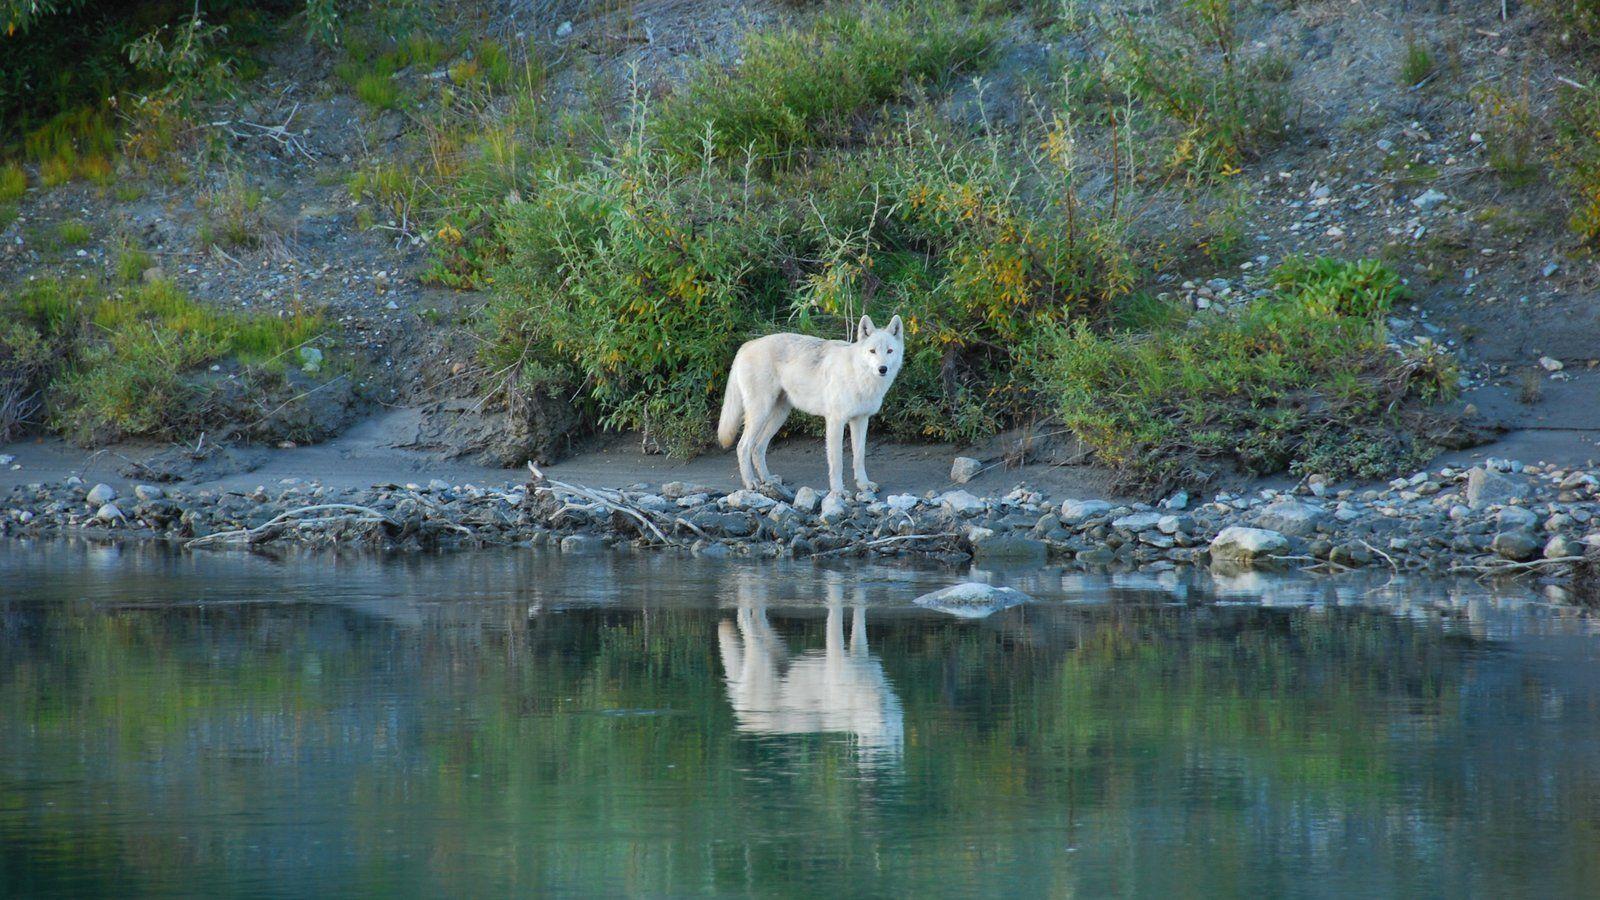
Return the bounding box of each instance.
[717,372,743,448]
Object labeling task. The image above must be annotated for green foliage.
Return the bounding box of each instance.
[1530,0,1600,46]
[1029,258,1454,487]
[0,161,23,201]
[653,2,996,166]
[1106,0,1290,178]
[55,219,90,245]
[354,71,400,110]
[196,174,267,249]
[1555,83,1600,246]
[489,107,1136,456]
[0,276,323,444]
[1400,37,1433,86]
[1473,79,1539,188]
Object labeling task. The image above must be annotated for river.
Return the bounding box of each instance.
[3,540,1599,896]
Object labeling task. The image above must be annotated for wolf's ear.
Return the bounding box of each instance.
[858,314,876,338]
[887,315,903,339]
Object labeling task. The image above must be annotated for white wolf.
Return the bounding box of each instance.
[717,315,904,497]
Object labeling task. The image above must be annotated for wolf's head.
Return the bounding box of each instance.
[856,314,905,382]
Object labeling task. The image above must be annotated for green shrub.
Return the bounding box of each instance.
[196,174,266,248]
[1400,37,1434,86]
[488,111,1136,456]
[1106,0,1290,178]
[0,277,324,444]
[0,162,24,201]
[654,2,996,166]
[354,72,400,110]
[1029,258,1455,488]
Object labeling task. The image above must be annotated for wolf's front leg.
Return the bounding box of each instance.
[825,417,847,497]
[849,415,877,493]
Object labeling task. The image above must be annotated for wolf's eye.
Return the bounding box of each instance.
[868,349,876,355]
[887,349,894,355]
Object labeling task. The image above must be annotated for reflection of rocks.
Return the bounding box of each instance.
[717,576,904,762]
[913,582,1032,619]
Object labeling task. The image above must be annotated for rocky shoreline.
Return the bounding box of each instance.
[3,459,1598,587]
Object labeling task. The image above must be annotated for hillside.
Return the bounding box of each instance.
[2,0,1598,495]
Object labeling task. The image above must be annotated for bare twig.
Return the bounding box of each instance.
[186,503,397,548]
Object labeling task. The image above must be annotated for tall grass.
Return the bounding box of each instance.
[654,2,996,166]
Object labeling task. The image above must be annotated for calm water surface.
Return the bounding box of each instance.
[4,540,1600,897]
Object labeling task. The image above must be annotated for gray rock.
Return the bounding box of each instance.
[94,503,124,523]
[724,489,777,512]
[1112,511,1163,532]
[912,582,1033,619]
[85,483,117,506]
[133,484,165,502]
[885,493,919,511]
[690,509,757,537]
[939,490,986,516]
[1160,490,1189,510]
[559,533,606,554]
[792,486,822,514]
[1157,514,1193,535]
[299,346,323,374]
[1546,534,1584,560]
[1061,499,1112,524]
[1252,498,1326,536]
[1411,188,1448,211]
[1209,526,1289,563]
[1496,506,1538,530]
[950,456,982,484]
[970,533,1047,563]
[1491,529,1540,561]
[427,478,451,492]
[1466,467,1530,510]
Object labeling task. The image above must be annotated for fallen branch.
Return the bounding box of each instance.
[186,503,396,549]
[810,533,947,558]
[529,462,677,546]
[1449,555,1585,578]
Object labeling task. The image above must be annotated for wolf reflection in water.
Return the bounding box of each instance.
[717,574,905,762]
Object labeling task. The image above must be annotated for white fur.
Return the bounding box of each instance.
[718,314,904,496]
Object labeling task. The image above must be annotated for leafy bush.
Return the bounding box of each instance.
[488,108,1136,456]
[0,277,324,444]
[1106,0,1290,178]
[1029,258,1455,488]
[653,2,996,166]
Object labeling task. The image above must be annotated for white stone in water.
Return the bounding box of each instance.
[1208,526,1289,562]
[912,582,1032,619]
[85,483,117,506]
[950,456,982,484]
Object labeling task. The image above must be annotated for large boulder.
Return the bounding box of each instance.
[1466,467,1530,510]
[950,456,982,484]
[939,490,987,517]
[1208,526,1289,563]
[913,583,1032,618]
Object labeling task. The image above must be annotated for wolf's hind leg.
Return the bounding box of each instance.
[752,399,790,484]
[825,417,847,497]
